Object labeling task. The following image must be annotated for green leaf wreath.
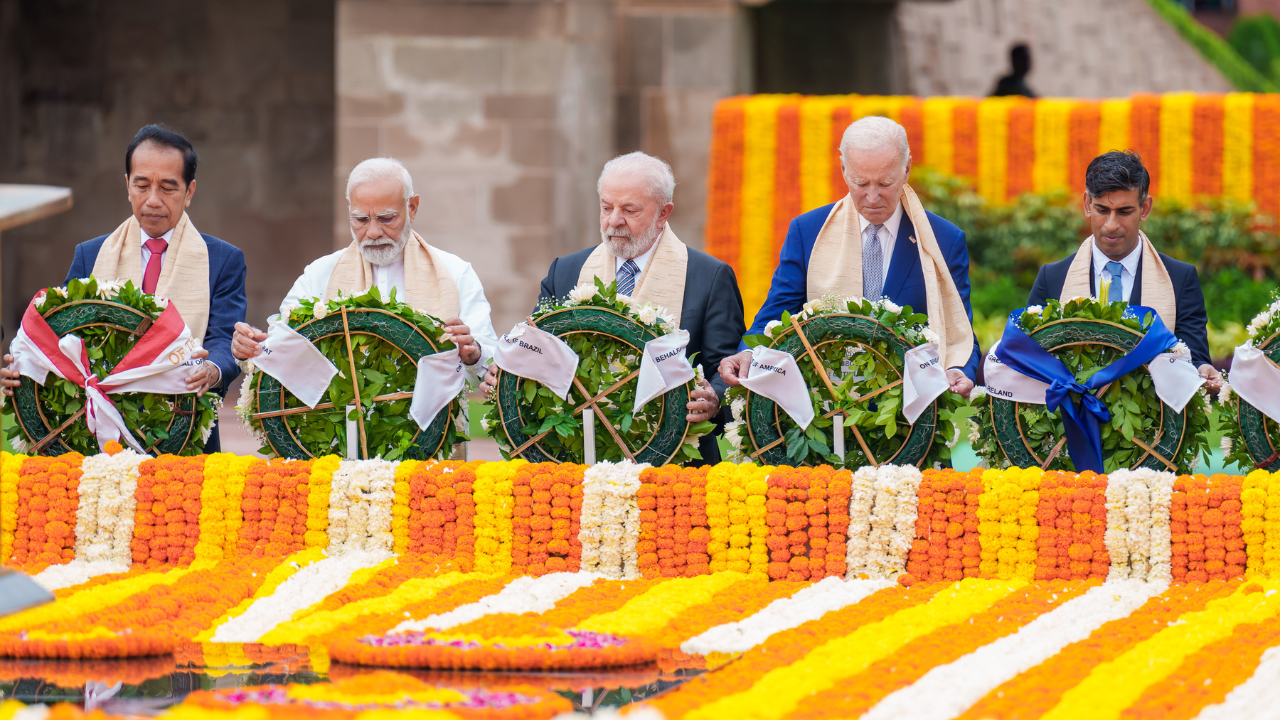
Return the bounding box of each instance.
[483,278,715,465]
[237,287,467,461]
[2,277,219,456]
[969,296,1213,474]
[724,295,966,469]
[1219,291,1280,469]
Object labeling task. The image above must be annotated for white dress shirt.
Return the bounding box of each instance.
[1091,240,1142,303]
[857,202,904,290]
[615,232,660,275]
[139,226,174,267]
[279,245,499,381]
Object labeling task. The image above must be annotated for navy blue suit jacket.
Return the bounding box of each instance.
[744,203,983,380]
[1027,250,1212,368]
[65,232,248,452]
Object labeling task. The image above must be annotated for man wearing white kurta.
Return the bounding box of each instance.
[231,157,497,379]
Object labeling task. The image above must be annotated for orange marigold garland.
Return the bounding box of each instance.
[1034,471,1108,581]
[11,455,83,571]
[765,466,834,582]
[512,463,582,576]
[237,459,310,558]
[132,455,204,568]
[825,468,850,579]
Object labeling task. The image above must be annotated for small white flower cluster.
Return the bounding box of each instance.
[327,459,398,555]
[1104,468,1175,582]
[769,295,906,340]
[393,572,598,633]
[1218,378,1233,405]
[1247,298,1280,339]
[578,461,646,579]
[235,374,269,449]
[95,278,126,298]
[845,464,922,579]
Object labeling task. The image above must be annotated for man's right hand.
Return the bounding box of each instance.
[719,349,754,388]
[232,322,268,361]
[478,363,500,400]
[1,354,19,397]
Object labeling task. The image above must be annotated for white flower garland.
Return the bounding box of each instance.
[680,577,893,655]
[327,460,397,555]
[392,572,599,633]
[35,451,147,591]
[860,579,1167,720]
[846,465,921,579]
[1193,645,1280,720]
[209,548,389,642]
[578,461,645,579]
[1105,469,1176,582]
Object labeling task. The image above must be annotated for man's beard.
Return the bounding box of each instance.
[602,218,662,259]
[355,227,411,266]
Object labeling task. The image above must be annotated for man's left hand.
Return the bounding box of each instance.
[185,349,221,397]
[946,368,974,398]
[687,378,721,423]
[443,317,482,366]
[1199,364,1223,394]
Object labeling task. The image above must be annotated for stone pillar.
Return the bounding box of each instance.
[336,0,614,336]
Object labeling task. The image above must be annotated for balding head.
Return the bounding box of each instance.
[597,152,676,260]
[839,116,913,225]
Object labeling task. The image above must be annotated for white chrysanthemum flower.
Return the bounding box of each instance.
[967,418,982,445]
[1026,305,1044,315]
[881,300,902,314]
[313,303,329,320]
[1171,341,1189,355]
[725,420,744,450]
[1221,436,1234,454]
[731,396,746,421]
[922,327,941,346]
[1217,380,1233,404]
[802,300,820,315]
[1248,311,1272,337]
[568,284,597,304]
[764,319,782,337]
[616,293,635,308]
[945,423,962,448]
[970,386,988,400]
[638,304,659,325]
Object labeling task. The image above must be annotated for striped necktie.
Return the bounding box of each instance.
[862,224,885,301]
[618,259,640,297]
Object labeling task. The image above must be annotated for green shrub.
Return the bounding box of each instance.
[1229,13,1280,84]
[1144,0,1277,92]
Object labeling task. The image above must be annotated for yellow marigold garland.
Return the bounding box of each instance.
[978,468,1042,580]
[194,454,233,561]
[1242,469,1269,577]
[306,456,340,549]
[0,563,202,633]
[194,547,327,641]
[392,460,419,555]
[220,455,259,559]
[0,452,24,564]
[577,572,747,638]
[473,460,521,575]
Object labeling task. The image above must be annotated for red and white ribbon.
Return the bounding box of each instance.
[10,292,203,454]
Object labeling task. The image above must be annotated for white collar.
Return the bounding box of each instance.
[1091,238,1142,277]
[141,226,176,243]
[857,201,904,240]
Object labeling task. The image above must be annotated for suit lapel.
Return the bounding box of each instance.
[882,215,919,301]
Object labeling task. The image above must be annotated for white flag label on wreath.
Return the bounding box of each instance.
[741,345,814,430]
[633,329,697,414]
[410,348,466,430]
[493,322,580,400]
[1229,345,1280,423]
[902,343,951,425]
[251,320,340,409]
[983,340,1204,412]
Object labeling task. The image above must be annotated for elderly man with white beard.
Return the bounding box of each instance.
[230,157,497,376]
[479,152,746,464]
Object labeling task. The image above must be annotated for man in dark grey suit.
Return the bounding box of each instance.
[480,152,745,462]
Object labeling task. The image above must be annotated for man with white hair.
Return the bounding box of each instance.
[231,157,496,374]
[720,116,981,397]
[479,151,746,463]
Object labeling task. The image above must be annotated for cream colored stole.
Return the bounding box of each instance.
[1060,232,1179,332]
[807,184,975,371]
[577,225,689,321]
[323,231,461,320]
[91,213,211,340]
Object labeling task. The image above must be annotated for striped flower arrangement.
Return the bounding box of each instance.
[707,93,1280,320]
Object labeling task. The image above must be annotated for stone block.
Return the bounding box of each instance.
[393,43,503,89]
[413,95,482,122]
[337,37,385,96]
[338,123,380,167]
[340,0,566,39]
[484,94,557,120]
[492,175,555,225]
[414,177,481,229]
[452,123,504,159]
[505,40,565,94]
[622,15,664,88]
[510,122,557,168]
[384,123,425,158]
[615,92,643,153]
[671,14,734,90]
[340,93,405,119]
[509,231,555,277]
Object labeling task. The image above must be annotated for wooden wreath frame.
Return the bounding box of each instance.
[11,299,200,457]
[492,306,692,465]
[1233,330,1280,471]
[249,306,457,460]
[743,313,938,468]
[986,318,1187,472]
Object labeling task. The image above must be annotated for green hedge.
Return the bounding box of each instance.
[911,168,1280,358]
[1229,13,1280,84]
[1145,0,1278,92]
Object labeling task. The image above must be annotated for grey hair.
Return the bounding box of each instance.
[840,116,911,170]
[346,157,415,202]
[598,152,676,205]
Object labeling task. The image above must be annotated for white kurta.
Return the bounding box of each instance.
[279,246,499,381]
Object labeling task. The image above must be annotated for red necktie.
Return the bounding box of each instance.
[142,237,168,294]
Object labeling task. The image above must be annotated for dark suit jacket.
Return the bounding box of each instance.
[66,231,248,452]
[537,244,747,464]
[744,203,983,380]
[1027,250,1212,367]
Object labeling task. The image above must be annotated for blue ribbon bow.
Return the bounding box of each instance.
[993,306,1179,473]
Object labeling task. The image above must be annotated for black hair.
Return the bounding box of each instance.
[1010,44,1031,76]
[1085,150,1150,205]
[125,124,198,185]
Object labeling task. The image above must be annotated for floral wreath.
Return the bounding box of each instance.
[969,296,1212,474]
[237,287,467,461]
[724,295,965,469]
[1219,293,1280,470]
[483,279,714,466]
[2,277,219,457]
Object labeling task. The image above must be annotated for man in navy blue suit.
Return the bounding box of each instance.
[2,125,247,451]
[1027,150,1222,392]
[719,116,980,397]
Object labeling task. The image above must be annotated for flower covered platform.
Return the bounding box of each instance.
[3,450,1280,719]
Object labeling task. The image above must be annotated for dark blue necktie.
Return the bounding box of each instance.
[618,259,640,297]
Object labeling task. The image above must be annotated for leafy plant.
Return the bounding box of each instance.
[1229,13,1280,85]
[1144,0,1277,92]
[2,277,219,456]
